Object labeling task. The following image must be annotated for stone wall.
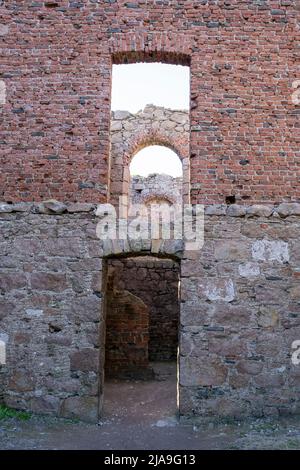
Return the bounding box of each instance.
[130,174,182,206]
[2,2,299,204]
[180,203,300,420]
[107,257,179,363]
[0,202,103,422]
[1,202,300,421]
[110,105,189,204]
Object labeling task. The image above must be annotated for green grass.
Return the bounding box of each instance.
[284,439,300,450]
[0,404,31,421]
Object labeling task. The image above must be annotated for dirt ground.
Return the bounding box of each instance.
[0,363,300,450]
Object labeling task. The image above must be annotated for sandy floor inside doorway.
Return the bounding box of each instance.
[103,362,177,426]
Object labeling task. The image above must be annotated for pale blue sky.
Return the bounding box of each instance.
[111,63,190,112]
[111,63,189,176]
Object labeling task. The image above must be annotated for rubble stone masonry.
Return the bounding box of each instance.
[1,202,300,421]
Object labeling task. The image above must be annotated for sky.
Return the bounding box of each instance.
[111,63,190,112]
[130,145,183,177]
[111,63,189,177]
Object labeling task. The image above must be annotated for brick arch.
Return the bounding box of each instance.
[125,132,189,205]
[143,194,175,206]
[109,32,193,66]
[115,135,189,206]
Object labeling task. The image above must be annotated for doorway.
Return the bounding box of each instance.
[103,255,180,423]
[102,58,189,422]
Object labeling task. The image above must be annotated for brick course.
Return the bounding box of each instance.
[0,1,299,203]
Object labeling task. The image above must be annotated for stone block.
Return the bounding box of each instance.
[238,262,260,277]
[208,337,246,357]
[0,24,9,35]
[70,295,101,322]
[252,239,289,263]
[180,302,210,327]
[8,370,35,392]
[40,200,67,214]
[30,272,68,291]
[70,348,99,372]
[0,273,27,291]
[11,202,32,212]
[276,203,300,218]
[214,240,249,261]
[204,278,235,302]
[180,356,228,386]
[257,307,279,328]
[246,205,274,217]
[0,300,15,320]
[43,238,83,257]
[30,396,60,414]
[113,110,131,120]
[205,204,227,216]
[67,203,95,213]
[61,396,99,423]
[226,205,247,217]
[211,304,253,327]
[289,284,300,300]
[236,360,263,375]
[0,203,12,213]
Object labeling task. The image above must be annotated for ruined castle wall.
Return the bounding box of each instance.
[1,2,299,204]
[1,203,300,421]
[0,0,300,424]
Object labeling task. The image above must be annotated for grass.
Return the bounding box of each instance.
[0,404,31,421]
[284,439,300,450]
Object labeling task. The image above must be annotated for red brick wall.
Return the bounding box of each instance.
[106,257,179,364]
[105,275,150,380]
[1,1,299,203]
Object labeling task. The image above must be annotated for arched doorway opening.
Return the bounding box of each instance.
[129,144,183,209]
[130,145,183,177]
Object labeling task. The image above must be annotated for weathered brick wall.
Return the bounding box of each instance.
[1,203,300,421]
[107,257,179,363]
[1,2,299,203]
[105,266,151,379]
